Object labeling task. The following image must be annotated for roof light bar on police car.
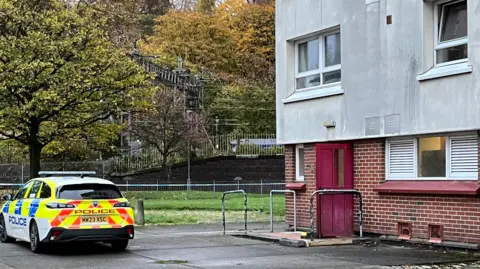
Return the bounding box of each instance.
[38,171,96,178]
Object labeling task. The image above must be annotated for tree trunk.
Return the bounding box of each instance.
[29,141,43,179]
[161,156,169,184]
[28,120,43,178]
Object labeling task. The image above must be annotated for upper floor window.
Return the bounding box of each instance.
[295,30,341,91]
[434,0,467,65]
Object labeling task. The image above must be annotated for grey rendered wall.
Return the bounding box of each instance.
[275,0,480,145]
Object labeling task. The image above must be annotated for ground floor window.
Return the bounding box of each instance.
[295,144,304,181]
[386,132,478,180]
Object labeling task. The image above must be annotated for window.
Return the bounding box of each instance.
[58,184,123,200]
[39,183,52,199]
[27,180,43,199]
[434,0,467,65]
[295,30,341,90]
[13,181,33,200]
[295,144,305,181]
[386,133,478,180]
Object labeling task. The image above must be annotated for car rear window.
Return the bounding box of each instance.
[58,184,123,200]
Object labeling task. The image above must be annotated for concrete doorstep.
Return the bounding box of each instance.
[230,231,357,248]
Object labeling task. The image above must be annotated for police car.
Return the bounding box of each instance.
[0,171,135,253]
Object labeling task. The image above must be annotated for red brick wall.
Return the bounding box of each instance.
[284,139,480,243]
[284,144,318,231]
[353,139,480,244]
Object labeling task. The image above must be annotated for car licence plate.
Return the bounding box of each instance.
[81,216,107,223]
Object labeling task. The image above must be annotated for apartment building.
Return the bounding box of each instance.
[276,0,480,244]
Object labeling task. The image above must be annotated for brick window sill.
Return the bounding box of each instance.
[286,183,306,191]
[374,180,480,195]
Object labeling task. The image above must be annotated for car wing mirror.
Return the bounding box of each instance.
[1,194,12,201]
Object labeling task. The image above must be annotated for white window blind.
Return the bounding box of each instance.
[387,139,415,178]
[449,134,478,178]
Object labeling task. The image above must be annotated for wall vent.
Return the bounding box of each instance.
[428,224,443,243]
[397,222,412,240]
[384,114,400,134]
[365,116,380,136]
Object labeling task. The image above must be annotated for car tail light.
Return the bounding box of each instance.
[46,203,76,209]
[114,202,130,208]
[50,230,62,241]
[126,228,134,238]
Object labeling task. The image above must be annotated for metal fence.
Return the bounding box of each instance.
[0,161,109,183]
[110,133,284,173]
[116,181,285,194]
[0,182,285,194]
[0,134,285,176]
[196,133,284,158]
[0,182,289,230]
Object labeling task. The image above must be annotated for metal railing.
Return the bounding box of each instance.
[115,182,285,195]
[0,161,109,184]
[309,189,364,240]
[110,134,284,173]
[0,182,286,196]
[222,190,247,235]
[270,190,296,232]
[0,134,285,175]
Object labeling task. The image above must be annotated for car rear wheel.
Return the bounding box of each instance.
[0,215,15,243]
[29,221,44,253]
[110,240,129,252]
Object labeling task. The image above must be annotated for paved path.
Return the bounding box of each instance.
[0,224,478,269]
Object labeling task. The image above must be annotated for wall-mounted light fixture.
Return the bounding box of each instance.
[323,121,336,128]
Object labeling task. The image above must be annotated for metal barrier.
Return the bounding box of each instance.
[222,190,247,235]
[270,190,296,232]
[309,189,363,240]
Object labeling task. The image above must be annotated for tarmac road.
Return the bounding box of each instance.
[0,224,478,269]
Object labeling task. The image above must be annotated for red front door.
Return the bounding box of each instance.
[316,143,354,238]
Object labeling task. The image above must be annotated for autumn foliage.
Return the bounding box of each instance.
[139,0,275,87]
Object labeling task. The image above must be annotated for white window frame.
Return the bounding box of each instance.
[386,133,478,180]
[295,144,305,181]
[433,0,468,67]
[294,29,341,92]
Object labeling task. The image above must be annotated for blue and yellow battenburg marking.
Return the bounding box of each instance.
[14,200,22,215]
[3,199,41,218]
[2,201,10,213]
[28,199,40,217]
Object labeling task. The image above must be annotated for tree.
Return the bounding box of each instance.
[138,0,172,37]
[140,0,275,86]
[139,0,276,134]
[0,0,154,177]
[130,88,206,182]
[196,0,215,13]
[139,10,236,76]
[217,0,275,86]
[75,0,144,50]
[75,0,172,49]
[207,85,275,134]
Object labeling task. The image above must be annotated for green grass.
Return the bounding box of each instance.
[123,191,286,225]
[144,210,284,225]
[2,191,286,226]
[122,190,273,201]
